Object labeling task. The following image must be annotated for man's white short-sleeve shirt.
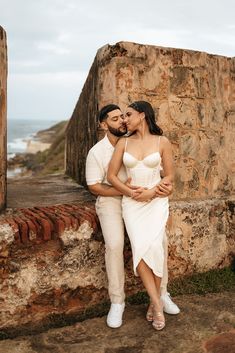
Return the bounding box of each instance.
[86,134,127,186]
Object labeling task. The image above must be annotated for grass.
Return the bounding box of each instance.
[168,266,235,296]
[127,266,235,305]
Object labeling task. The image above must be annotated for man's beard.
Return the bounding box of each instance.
[108,125,127,137]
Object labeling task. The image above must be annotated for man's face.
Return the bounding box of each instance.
[102,109,127,137]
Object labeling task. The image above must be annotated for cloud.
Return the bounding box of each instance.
[1,0,235,119]
[8,71,87,120]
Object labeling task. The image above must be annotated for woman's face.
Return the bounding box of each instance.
[124,107,144,132]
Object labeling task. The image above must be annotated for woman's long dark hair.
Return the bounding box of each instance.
[128,101,163,135]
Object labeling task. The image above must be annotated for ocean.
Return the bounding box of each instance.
[7,119,60,158]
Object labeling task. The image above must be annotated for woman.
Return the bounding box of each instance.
[107,101,174,331]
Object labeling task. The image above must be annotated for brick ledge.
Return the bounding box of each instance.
[0,203,99,245]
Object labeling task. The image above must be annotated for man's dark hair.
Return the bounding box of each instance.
[98,104,120,123]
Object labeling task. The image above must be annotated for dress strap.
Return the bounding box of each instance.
[157,136,161,151]
[124,138,128,152]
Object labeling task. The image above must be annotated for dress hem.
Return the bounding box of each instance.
[134,258,163,278]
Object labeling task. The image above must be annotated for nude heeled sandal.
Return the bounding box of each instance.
[146,303,154,322]
[152,306,165,331]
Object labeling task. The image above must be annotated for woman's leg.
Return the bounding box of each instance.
[137,259,165,330]
[137,260,162,308]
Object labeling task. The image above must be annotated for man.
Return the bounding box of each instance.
[85,104,179,328]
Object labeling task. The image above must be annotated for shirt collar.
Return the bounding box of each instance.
[103,134,115,150]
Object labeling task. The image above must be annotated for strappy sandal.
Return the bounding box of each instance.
[152,306,165,331]
[146,303,154,322]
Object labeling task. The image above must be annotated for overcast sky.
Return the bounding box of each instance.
[1,0,235,121]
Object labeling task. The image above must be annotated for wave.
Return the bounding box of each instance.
[7,119,60,155]
[7,138,28,153]
[7,135,34,154]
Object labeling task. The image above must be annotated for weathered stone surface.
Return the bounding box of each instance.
[0,175,139,333]
[169,199,235,277]
[65,56,99,185]
[66,42,235,201]
[6,174,95,209]
[0,292,234,353]
[0,174,234,333]
[0,26,7,211]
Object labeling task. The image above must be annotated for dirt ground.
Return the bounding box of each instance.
[0,291,234,353]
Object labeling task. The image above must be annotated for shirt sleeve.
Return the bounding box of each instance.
[85,149,104,185]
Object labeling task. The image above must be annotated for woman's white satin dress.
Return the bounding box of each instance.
[122,137,169,277]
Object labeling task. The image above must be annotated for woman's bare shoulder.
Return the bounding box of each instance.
[160,135,171,145]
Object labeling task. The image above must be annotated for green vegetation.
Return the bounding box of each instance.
[23,120,68,175]
[37,121,67,175]
[168,266,235,296]
[127,266,235,305]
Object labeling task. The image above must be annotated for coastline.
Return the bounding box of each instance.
[7,139,53,178]
[7,120,67,178]
[26,139,51,154]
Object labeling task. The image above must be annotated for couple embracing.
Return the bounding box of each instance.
[85,101,180,331]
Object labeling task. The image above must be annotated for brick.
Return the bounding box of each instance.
[78,207,98,232]
[39,207,66,236]
[13,217,29,243]
[57,208,80,231]
[54,206,78,230]
[56,218,66,236]
[17,213,38,242]
[49,206,72,229]
[20,209,44,241]
[4,217,21,243]
[33,208,54,229]
[25,219,37,241]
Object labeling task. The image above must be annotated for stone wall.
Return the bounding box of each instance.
[0,201,139,335]
[66,57,99,184]
[0,26,7,211]
[66,41,235,201]
[0,197,234,335]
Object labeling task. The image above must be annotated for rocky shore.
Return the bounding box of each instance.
[7,120,68,178]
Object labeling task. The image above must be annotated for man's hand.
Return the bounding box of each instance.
[132,188,154,202]
[125,178,149,199]
[155,181,173,197]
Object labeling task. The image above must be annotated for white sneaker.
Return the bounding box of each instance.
[161,292,180,315]
[106,303,125,328]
